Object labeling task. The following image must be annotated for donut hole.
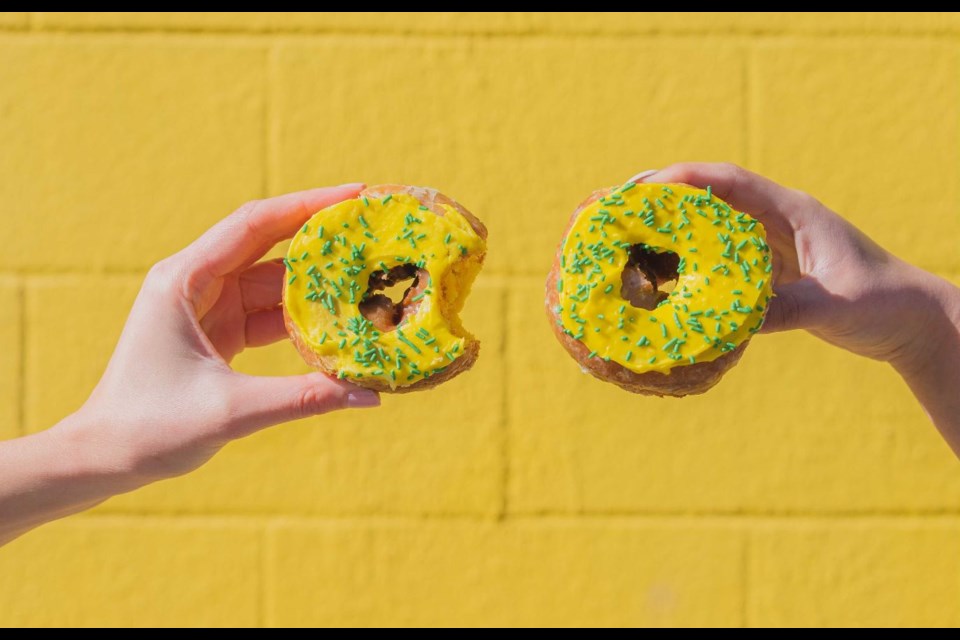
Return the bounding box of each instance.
[620,244,680,311]
[359,264,429,332]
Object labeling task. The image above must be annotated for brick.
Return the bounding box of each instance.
[273,39,745,275]
[0,38,264,271]
[24,277,140,432]
[0,12,28,28]
[507,279,960,514]
[0,519,260,627]
[749,521,960,627]
[752,41,960,272]
[100,280,504,515]
[268,520,742,627]
[0,279,20,440]
[32,12,960,35]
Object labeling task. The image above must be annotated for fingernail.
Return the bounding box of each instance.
[339,182,366,190]
[628,170,659,183]
[347,390,381,409]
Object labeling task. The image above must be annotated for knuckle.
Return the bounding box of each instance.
[292,382,345,419]
[234,199,263,219]
[718,162,748,186]
[789,188,822,209]
[143,259,181,297]
[717,161,744,175]
[776,293,802,330]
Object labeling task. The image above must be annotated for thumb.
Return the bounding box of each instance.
[230,371,380,433]
[759,278,825,334]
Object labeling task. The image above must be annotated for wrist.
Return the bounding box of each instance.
[889,267,960,380]
[48,408,149,497]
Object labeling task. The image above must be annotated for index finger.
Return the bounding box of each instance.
[633,163,806,230]
[183,183,364,282]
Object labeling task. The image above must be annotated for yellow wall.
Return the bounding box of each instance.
[1,12,959,627]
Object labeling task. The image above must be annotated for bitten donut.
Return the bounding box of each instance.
[546,181,773,397]
[283,185,487,393]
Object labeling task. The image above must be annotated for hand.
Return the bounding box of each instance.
[72,185,381,483]
[633,163,960,372]
[634,163,960,457]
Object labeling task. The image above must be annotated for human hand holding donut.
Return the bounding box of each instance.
[0,185,381,545]
[630,163,960,454]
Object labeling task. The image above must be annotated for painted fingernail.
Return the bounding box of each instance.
[628,170,659,183]
[347,390,381,409]
[339,182,366,190]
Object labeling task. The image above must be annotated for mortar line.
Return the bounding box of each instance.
[16,278,25,437]
[497,285,511,521]
[741,39,751,168]
[263,41,275,197]
[79,508,960,521]
[740,530,750,628]
[258,523,269,628]
[5,26,960,41]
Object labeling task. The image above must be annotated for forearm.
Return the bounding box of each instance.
[0,412,140,546]
[894,274,960,457]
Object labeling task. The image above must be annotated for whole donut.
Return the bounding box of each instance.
[283,185,487,393]
[546,181,773,397]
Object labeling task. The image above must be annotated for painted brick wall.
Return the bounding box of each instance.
[1,12,958,627]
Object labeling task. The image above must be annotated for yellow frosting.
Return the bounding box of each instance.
[284,192,485,388]
[554,182,773,374]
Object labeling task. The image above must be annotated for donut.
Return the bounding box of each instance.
[283,185,487,393]
[545,181,773,397]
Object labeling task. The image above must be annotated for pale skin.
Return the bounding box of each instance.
[2,164,959,547]
[632,164,960,455]
[0,184,381,546]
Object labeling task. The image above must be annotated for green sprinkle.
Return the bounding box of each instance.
[604,284,614,294]
[301,224,309,233]
[381,195,393,204]
[648,356,657,364]
[361,196,369,206]
[625,351,633,361]
[358,215,369,228]
[288,274,297,285]
[588,351,597,359]
[444,233,452,244]
[397,331,422,355]
[419,205,429,211]
[660,324,668,338]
